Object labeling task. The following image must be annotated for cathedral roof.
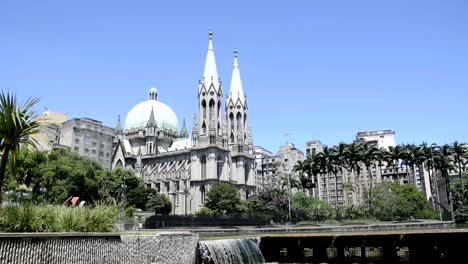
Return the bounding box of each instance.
[229,48,245,104]
[124,88,178,131]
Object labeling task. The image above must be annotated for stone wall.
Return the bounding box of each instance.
[0,232,198,264]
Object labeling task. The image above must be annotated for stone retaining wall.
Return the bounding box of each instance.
[0,232,198,264]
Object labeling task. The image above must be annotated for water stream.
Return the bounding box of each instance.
[199,237,265,264]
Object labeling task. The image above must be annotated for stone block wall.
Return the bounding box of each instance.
[0,232,198,264]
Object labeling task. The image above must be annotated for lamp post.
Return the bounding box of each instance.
[39,182,47,205]
[183,178,189,217]
[121,175,127,207]
[282,161,292,224]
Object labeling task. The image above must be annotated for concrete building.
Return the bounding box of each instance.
[30,110,67,151]
[111,33,256,215]
[356,129,396,150]
[253,146,275,189]
[305,140,325,157]
[59,118,114,169]
[277,143,304,175]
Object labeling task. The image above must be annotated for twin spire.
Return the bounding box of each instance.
[202,32,219,89]
[229,48,245,104]
[202,32,246,103]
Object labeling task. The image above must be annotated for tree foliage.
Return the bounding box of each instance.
[3,148,148,207]
[372,182,436,221]
[204,183,241,215]
[146,193,172,215]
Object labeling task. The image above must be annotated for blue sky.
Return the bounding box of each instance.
[1,0,467,153]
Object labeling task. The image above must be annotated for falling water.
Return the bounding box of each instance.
[199,237,265,264]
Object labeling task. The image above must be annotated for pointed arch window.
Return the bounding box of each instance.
[217,155,223,180]
[236,113,242,132]
[218,100,221,119]
[209,99,215,121]
[244,163,249,184]
[201,100,207,120]
[202,122,206,134]
[200,185,206,204]
[230,133,234,143]
[229,113,234,131]
[201,156,207,180]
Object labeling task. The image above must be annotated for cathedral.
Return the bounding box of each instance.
[111,32,256,215]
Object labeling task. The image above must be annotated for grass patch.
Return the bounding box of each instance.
[0,204,119,232]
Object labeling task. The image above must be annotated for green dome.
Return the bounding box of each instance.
[124,90,178,131]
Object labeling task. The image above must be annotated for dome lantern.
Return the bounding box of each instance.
[148,88,158,101]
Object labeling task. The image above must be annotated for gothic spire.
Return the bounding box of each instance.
[180,118,188,137]
[229,48,245,104]
[146,107,157,127]
[115,115,122,134]
[202,31,219,90]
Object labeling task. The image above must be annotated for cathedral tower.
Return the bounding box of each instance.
[196,32,224,147]
[226,49,252,151]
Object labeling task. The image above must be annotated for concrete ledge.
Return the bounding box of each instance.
[0,232,199,264]
[149,220,455,237]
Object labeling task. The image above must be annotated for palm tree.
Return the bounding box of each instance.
[0,92,41,198]
[360,142,379,209]
[452,141,467,193]
[317,146,335,205]
[332,142,348,206]
[384,145,405,181]
[344,142,363,204]
[305,153,321,196]
[434,144,455,218]
[404,144,427,189]
[422,142,442,219]
[293,160,313,193]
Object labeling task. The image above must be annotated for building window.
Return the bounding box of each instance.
[85,148,89,153]
[99,151,104,157]
[92,149,96,154]
[236,112,242,131]
[92,142,97,147]
[200,186,206,204]
[201,156,207,180]
[75,138,80,144]
[74,147,79,152]
[106,153,110,158]
[229,113,234,130]
[217,156,223,180]
[201,100,206,119]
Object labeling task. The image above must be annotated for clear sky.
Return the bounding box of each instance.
[1,0,467,153]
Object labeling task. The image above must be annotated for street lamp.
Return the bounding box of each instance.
[39,182,47,205]
[282,161,292,223]
[183,178,190,216]
[121,175,127,207]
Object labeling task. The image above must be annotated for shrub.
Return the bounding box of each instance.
[0,204,119,232]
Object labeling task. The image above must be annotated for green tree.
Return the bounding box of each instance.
[372,182,436,221]
[205,183,242,215]
[0,92,41,198]
[146,193,172,215]
[127,186,156,210]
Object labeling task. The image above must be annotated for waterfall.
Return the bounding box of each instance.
[199,237,265,264]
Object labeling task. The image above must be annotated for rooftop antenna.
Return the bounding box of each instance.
[281,132,292,145]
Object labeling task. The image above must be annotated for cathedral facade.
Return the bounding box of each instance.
[111,33,256,215]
